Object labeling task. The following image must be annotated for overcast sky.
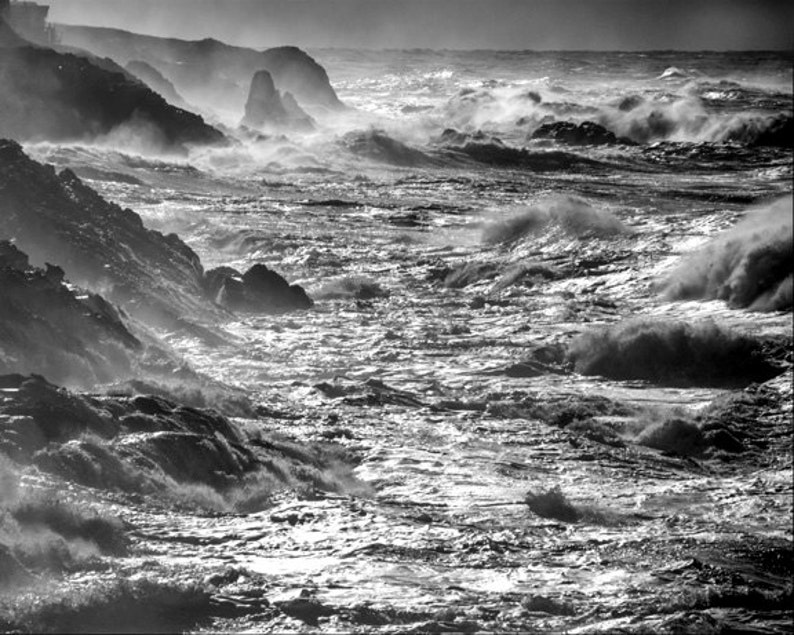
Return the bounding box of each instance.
[49,0,794,51]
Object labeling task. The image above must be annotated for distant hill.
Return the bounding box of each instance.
[56,24,345,120]
[0,17,225,152]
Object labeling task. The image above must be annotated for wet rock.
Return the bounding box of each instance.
[531,120,634,146]
[204,264,313,314]
[0,34,225,151]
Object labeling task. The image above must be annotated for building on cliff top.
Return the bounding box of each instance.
[0,0,55,45]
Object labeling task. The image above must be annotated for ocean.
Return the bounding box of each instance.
[6,47,794,632]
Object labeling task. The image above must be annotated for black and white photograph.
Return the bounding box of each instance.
[0,0,792,632]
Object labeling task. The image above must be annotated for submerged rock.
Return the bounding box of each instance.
[531,120,634,146]
[204,264,313,314]
[0,21,225,152]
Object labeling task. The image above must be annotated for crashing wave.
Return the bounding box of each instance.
[659,196,793,311]
[483,196,628,245]
[567,318,784,387]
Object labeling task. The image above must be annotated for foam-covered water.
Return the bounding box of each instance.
[12,49,794,632]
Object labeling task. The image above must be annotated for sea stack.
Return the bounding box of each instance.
[241,69,314,131]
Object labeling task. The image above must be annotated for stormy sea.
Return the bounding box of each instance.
[1,13,793,634]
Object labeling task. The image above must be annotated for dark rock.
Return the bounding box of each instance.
[56,26,345,117]
[241,70,313,131]
[204,264,313,314]
[531,120,634,146]
[0,32,225,152]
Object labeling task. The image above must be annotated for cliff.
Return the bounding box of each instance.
[0,18,225,152]
[125,59,191,110]
[55,25,344,119]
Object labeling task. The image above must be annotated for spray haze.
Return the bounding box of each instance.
[49,0,794,50]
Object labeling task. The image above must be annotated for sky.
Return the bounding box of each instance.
[48,0,794,51]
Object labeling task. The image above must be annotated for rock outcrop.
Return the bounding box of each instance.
[56,25,345,118]
[0,20,225,152]
[241,70,313,131]
[0,374,356,508]
[0,240,142,387]
[204,264,313,313]
[531,121,634,146]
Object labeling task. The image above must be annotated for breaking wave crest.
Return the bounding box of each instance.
[659,196,793,311]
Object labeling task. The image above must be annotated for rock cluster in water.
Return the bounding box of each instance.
[531,120,635,146]
[205,264,313,313]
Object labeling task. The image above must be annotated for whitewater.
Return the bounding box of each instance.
[5,48,794,632]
